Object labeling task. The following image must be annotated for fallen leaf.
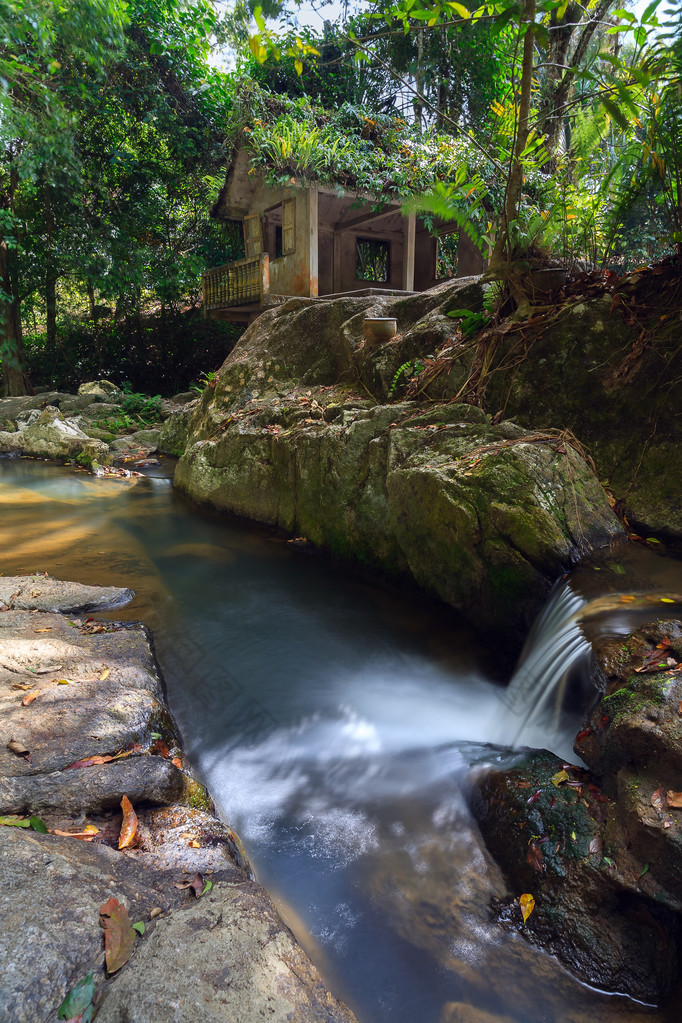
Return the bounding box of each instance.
[150,739,169,758]
[527,789,541,804]
[57,970,96,1022]
[651,788,665,813]
[65,755,114,770]
[171,757,182,769]
[639,863,650,878]
[33,628,52,633]
[21,691,40,706]
[150,907,163,919]
[57,679,71,685]
[118,795,139,850]
[100,668,110,680]
[149,731,161,740]
[666,791,682,809]
[0,814,31,828]
[29,815,47,833]
[52,825,100,841]
[132,921,145,936]
[189,839,201,849]
[11,683,34,691]
[575,728,593,743]
[174,872,209,897]
[551,770,569,787]
[519,893,535,922]
[6,739,30,757]
[100,896,136,974]
[527,843,544,873]
[589,836,603,856]
[516,781,531,789]
[33,664,62,674]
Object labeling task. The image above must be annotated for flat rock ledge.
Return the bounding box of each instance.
[0,576,356,1023]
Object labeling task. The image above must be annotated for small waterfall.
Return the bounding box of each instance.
[503,576,682,744]
[503,578,590,740]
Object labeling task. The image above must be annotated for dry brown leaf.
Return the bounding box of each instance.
[189,840,201,849]
[666,791,682,809]
[11,683,34,691]
[21,691,40,706]
[6,740,30,757]
[150,907,163,920]
[118,795,139,850]
[651,788,665,813]
[100,896,136,974]
[65,754,114,770]
[52,825,99,841]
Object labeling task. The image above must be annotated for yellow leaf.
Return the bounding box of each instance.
[294,59,303,75]
[519,893,535,922]
[100,668,110,681]
[552,770,569,787]
[661,598,675,603]
[57,679,71,685]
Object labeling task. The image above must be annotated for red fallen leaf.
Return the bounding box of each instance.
[527,843,544,873]
[527,790,541,804]
[550,796,557,808]
[65,755,115,770]
[118,795,139,850]
[599,715,610,729]
[100,897,136,974]
[656,638,672,650]
[594,793,609,803]
[171,757,183,769]
[21,691,40,706]
[150,739,170,759]
[575,728,593,743]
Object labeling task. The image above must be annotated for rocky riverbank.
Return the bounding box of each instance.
[0,576,356,1023]
[471,617,682,1005]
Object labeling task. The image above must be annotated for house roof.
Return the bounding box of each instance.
[213,78,493,219]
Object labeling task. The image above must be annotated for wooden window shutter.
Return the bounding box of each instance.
[243,214,263,258]
[282,198,295,254]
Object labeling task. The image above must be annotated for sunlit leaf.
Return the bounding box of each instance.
[519,893,535,922]
[118,795,139,850]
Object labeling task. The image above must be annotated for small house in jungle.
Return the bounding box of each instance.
[202,103,488,323]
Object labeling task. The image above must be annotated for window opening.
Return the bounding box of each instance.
[436,232,458,279]
[356,237,389,282]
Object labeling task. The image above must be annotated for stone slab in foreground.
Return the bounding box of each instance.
[0,578,357,1023]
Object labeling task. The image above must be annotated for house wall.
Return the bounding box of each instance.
[414,227,488,291]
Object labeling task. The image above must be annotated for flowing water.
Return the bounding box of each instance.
[1,457,681,1023]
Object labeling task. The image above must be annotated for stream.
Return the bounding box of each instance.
[1,457,681,1023]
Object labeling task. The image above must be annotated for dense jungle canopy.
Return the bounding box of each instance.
[0,0,680,396]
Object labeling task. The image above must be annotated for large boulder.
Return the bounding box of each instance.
[10,406,109,462]
[78,379,124,401]
[175,280,622,648]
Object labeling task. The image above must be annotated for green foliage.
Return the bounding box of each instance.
[447,308,491,336]
[389,360,424,397]
[233,77,496,202]
[23,310,243,396]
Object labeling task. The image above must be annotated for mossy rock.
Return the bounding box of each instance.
[471,749,681,1003]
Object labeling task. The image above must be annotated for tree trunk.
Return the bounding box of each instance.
[0,240,28,396]
[491,0,537,269]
